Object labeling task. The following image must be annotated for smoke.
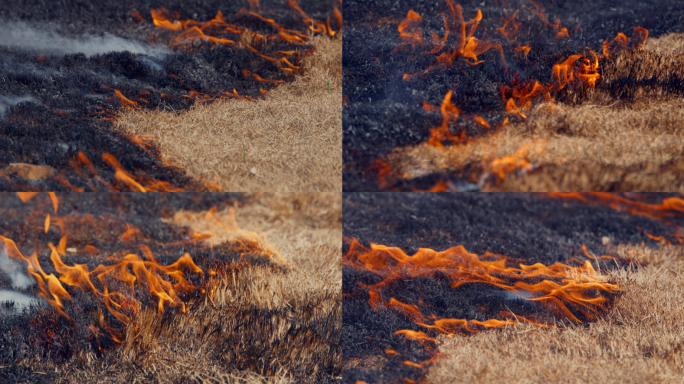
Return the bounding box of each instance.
[0,290,44,312]
[0,95,37,116]
[0,247,34,289]
[0,21,169,58]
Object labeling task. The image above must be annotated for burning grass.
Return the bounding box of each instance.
[427,241,684,384]
[384,32,684,191]
[0,193,342,383]
[113,35,342,192]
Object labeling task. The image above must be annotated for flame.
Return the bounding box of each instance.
[398,10,424,47]
[496,10,521,39]
[515,44,531,56]
[552,54,584,91]
[1,199,286,343]
[412,180,453,192]
[175,26,235,45]
[505,98,527,119]
[102,85,140,110]
[66,152,188,192]
[473,115,490,128]
[547,193,684,238]
[130,11,144,23]
[484,143,535,179]
[427,91,463,148]
[375,158,392,189]
[1,233,203,340]
[344,238,621,338]
[243,70,285,85]
[603,27,648,58]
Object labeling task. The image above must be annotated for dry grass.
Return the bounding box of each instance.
[427,242,684,384]
[18,193,342,384]
[385,33,684,191]
[114,35,342,192]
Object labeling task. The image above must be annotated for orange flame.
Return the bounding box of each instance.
[603,26,648,58]
[427,91,463,148]
[398,10,424,47]
[484,143,535,179]
[496,10,521,39]
[344,238,621,337]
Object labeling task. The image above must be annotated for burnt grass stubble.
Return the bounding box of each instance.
[342,192,676,383]
[0,193,296,382]
[0,0,339,191]
[342,0,684,191]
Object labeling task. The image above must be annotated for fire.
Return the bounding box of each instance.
[344,237,621,337]
[398,2,507,77]
[515,44,531,56]
[57,151,190,192]
[603,27,648,59]
[546,193,684,241]
[525,1,569,40]
[398,10,424,47]
[496,11,521,40]
[1,234,203,341]
[427,91,463,148]
[483,143,537,179]
[4,197,286,344]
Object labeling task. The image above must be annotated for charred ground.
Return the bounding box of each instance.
[342,192,678,383]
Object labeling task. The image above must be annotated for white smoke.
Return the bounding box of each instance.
[0,95,37,116]
[0,247,34,288]
[0,21,169,58]
[0,290,44,312]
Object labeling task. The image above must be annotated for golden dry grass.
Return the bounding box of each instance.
[24,193,342,384]
[385,33,684,191]
[427,242,684,384]
[114,36,342,192]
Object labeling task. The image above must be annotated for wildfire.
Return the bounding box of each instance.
[344,238,621,337]
[5,195,284,344]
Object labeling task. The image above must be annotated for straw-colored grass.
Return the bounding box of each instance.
[385,33,684,191]
[427,242,684,384]
[114,35,342,192]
